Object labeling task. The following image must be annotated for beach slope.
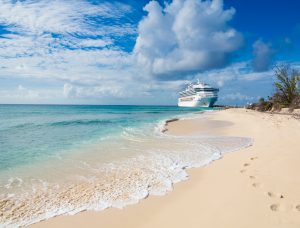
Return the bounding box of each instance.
[31,109,300,228]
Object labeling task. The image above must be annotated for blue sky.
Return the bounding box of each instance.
[0,0,299,105]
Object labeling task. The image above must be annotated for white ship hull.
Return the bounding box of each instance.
[178,96,217,108]
[178,80,219,108]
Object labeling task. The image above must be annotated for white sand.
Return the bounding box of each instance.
[30,108,300,228]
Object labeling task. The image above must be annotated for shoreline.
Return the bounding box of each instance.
[2,108,233,227]
[30,108,300,228]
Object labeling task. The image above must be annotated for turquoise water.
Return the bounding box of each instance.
[0,105,205,171]
[0,105,251,227]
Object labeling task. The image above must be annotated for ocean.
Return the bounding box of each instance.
[0,105,251,227]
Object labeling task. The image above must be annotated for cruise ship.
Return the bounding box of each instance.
[178,80,219,107]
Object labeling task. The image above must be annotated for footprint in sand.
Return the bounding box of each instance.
[240,169,246,173]
[270,204,280,211]
[250,157,258,160]
[295,205,300,212]
[252,182,261,188]
[243,163,250,167]
[267,192,275,197]
[249,175,255,179]
[267,192,284,199]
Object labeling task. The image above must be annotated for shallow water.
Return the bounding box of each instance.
[0,105,251,227]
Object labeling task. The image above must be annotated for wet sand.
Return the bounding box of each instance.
[30,108,300,228]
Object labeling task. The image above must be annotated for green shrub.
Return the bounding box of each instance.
[247,65,299,112]
[273,65,300,107]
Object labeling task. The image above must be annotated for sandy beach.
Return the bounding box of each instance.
[30,108,300,228]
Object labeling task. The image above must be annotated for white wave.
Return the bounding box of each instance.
[0,115,252,228]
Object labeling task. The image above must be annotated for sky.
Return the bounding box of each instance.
[0,0,299,105]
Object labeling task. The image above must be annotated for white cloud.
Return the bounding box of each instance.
[252,39,275,72]
[62,78,188,102]
[0,84,61,103]
[0,0,142,106]
[63,83,128,99]
[0,0,297,106]
[0,0,246,105]
[0,0,136,60]
[78,39,112,48]
[0,0,133,36]
[194,61,277,89]
[63,83,76,98]
[134,0,243,78]
[220,92,254,101]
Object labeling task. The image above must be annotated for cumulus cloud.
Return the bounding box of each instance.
[0,0,293,106]
[0,0,245,105]
[252,39,275,72]
[134,0,243,78]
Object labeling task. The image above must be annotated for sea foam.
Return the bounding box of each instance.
[0,119,252,227]
[0,106,252,227]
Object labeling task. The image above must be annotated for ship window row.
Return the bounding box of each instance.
[180,91,196,97]
[180,93,195,97]
[179,94,194,98]
[194,88,218,92]
[180,90,218,96]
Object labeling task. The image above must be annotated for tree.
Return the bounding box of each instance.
[274,65,300,107]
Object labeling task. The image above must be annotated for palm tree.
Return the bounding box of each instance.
[274,65,300,107]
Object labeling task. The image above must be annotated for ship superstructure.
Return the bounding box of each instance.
[178,80,219,107]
